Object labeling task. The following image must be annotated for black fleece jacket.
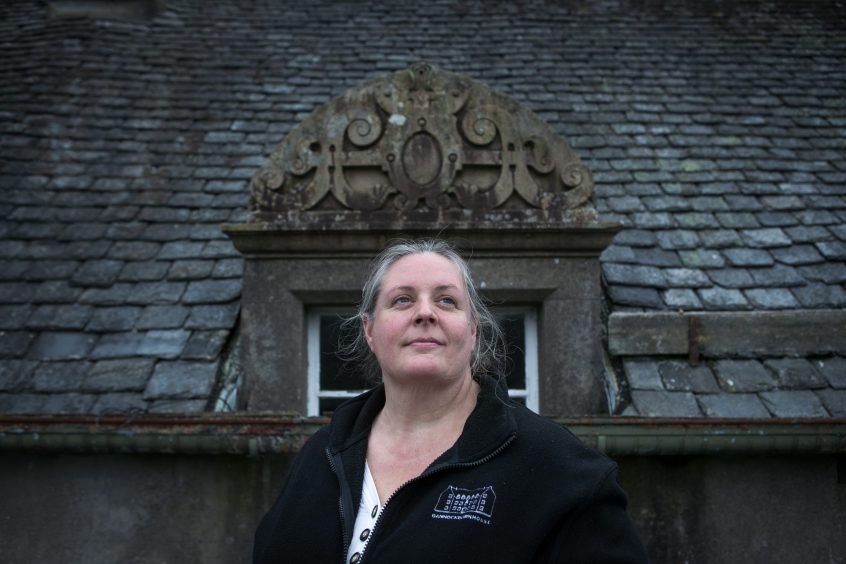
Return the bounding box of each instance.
[254,379,648,563]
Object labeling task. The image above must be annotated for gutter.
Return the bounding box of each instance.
[1,415,844,456]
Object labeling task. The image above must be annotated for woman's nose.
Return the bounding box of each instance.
[414,301,436,323]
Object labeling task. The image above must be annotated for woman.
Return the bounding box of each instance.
[254,239,648,563]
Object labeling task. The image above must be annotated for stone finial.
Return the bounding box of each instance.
[249,63,598,224]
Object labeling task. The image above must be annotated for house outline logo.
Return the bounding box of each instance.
[431,485,496,525]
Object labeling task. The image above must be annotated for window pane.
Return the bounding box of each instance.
[497,313,526,391]
[319,313,369,391]
[319,396,355,416]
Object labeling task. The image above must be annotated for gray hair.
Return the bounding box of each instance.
[341,239,505,383]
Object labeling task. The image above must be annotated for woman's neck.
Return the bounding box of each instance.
[375,374,480,438]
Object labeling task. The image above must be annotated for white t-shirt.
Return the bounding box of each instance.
[346,462,383,564]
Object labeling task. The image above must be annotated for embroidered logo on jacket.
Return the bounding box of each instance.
[432,485,496,525]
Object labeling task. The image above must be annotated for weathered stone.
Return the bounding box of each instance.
[698,394,771,418]
[622,359,664,390]
[759,390,828,417]
[143,360,218,400]
[630,390,701,417]
[679,249,725,269]
[659,360,720,393]
[249,63,597,220]
[83,358,155,392]
[27,332,97,361]
[713,360,775,392]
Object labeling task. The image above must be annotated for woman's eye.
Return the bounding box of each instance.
[439,296,457,306]
[392,296,411,305]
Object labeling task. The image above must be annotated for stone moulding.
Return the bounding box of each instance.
[247,62,601,226]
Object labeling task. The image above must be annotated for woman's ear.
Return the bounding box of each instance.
[362,314,374,350]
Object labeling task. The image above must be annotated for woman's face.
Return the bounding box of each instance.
[363,252,477,386]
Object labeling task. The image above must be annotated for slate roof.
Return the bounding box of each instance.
[1,0,844,417]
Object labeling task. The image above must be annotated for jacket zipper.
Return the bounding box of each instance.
[325,449,351,562]
[356,432,516,564]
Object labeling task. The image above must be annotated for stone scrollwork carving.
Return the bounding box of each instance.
[249,63,597,221]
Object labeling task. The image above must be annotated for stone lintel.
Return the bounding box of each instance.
[609,309,846,357]
[223,220,621,258]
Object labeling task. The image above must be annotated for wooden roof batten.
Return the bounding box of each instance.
[224,62,620,256]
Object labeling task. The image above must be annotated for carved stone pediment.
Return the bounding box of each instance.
[249,63,598,225]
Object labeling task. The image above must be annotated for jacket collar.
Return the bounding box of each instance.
[327,376,518,465]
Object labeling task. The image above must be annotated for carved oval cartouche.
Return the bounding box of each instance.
[402,131,442,186]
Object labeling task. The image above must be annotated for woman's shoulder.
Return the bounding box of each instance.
[510,403,616,476]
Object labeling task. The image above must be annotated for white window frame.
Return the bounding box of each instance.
[306,306,539,416]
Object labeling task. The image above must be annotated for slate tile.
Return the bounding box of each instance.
[714,360,776,392]
[622,359,664,390]
[0,331,36,358]
[118,261,170,282]
[39,393,98,415]
[31,361,91,392]
[79,283,134,305]
[184,303,240,330]
[105,222,147,240]
[679,249,725,269]
[716,212,760,229]
[23,260,80,281]
[143,360,218,400]
[784,225,832,243]
[183,279,242,304]
[85,306,143,332]
[182,330,230,360]
[756,211,799,227]
[91,393,149,415]
[157,241,206,260]
[167,260,214,280]
[744,288,800,309]
[764,358,827,389]
[607,285,663,309]
[706,269,755,288]
[748,264,805,287]
[630,390,701,417]
[772,245,825,265]
[632,248,681,267]
[815,241,846,260]
[662,289,703,309]
[0,359,38,391]
[136,305,190,330]
[655,230,700,250]
[797,263,846,284]
[83,358,155,392]
[26,304,93,330]
[740,228,791,248]
[676,212,720,229]
[664,268,710,288]
[791,283,846,308]
[815,390,846,417]
[89,332,145,359]
[659,360,720,393]
[698,287,749,310]
[199,240,239,259]
[797,210,839,225]
[0,393,48,414]
[137,329,191,359]
[759,390,828,417]
[141,224,194,241]
[32,281,84,304]
[108,241,161,260]
[0,305,33,330]
[27,332,96,361]
[127,281,186,304]
[71,260,125,288]
[59,222,108,241]
[212,258,244,278]
[698,394,771,418]
[814,357,846,389]
[147,399,208,413]
[723,248,775,267]
[762,196,803,210]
